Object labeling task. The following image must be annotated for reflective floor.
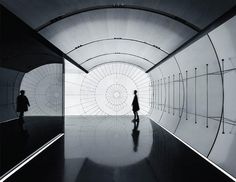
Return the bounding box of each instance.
[65,116,153,167]
[5,116,234,182]
[0,116,64,176]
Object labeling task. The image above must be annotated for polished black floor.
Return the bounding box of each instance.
[0,116,64,176]
[4,116,234,182]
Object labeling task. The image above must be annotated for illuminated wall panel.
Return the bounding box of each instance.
[65,61,151,115]
[20,64,63,116]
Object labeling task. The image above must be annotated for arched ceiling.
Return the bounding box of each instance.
[0,0,235,72]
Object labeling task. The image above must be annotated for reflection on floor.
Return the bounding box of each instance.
[65,116,153,166]
[5,116,234,182]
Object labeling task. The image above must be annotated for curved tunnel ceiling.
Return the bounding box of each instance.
[39,8,197,71]
[1,0,235,29]
[1,0,235,71]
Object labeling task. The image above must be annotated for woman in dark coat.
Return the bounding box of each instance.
[17,90,30,118]
[132,90,139,120]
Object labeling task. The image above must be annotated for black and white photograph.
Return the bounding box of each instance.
[0,1,236,182]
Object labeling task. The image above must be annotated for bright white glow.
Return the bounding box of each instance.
[155,122,236,182]
[0,133,64,182]
[65,61,151,115]
[114,92,120,98]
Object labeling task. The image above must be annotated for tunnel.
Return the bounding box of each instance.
[0,1,236,182]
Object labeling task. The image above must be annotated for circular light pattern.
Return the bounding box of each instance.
[105,84,128,110]
[65,62,151,115]
[114,92,120,98]
[20,64,63,116]
[93,73,136,115]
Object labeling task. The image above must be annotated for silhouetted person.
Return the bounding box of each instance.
[132,120,140,152]
[17,90,30,118]
[132,90,139,121]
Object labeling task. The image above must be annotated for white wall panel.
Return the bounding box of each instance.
[208,15,236,177]
[20,64,63,116]
[148,15,236,178]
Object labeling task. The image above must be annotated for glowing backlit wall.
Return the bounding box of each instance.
[149,16,236,178]
[20,64,63,116]
[65,61,151,115]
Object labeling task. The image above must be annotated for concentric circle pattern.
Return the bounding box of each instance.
[106,84,127,108]
[65,62,151,115]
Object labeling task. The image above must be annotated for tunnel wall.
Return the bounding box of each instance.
[208,15,236,177]
[149,15,236,177]
[0,68,24,122]
[0,5,64,177]
[20,63,63,116]
[0,5,64,120]
[0,4,64,120]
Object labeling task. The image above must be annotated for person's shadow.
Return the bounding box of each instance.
[131,119,140,152]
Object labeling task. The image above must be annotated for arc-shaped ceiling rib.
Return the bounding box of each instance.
[66,37,169,55]
[38,8,198,71]
[80,52,155,66]
[35,5,201,32]
[1,0,235,73]
[88,61,147,72]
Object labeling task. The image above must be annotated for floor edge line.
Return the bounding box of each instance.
[0,133,64,182]
[150,119,236,182]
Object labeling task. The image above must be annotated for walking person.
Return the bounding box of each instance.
[16,90,30,118]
